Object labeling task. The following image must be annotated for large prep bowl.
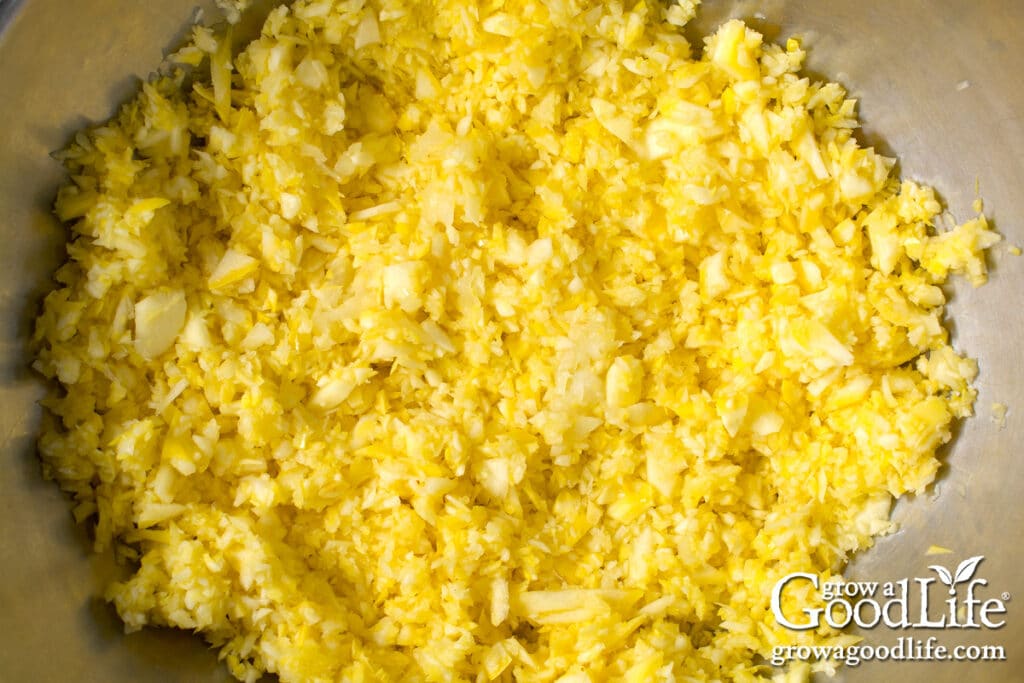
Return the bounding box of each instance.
[1,1,1022,681]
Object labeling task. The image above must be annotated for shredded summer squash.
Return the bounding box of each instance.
[34,0,999,681]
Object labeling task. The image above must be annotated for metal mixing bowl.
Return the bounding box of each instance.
[1,1,1021,681]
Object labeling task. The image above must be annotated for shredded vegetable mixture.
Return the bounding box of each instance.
[34,0,999,681]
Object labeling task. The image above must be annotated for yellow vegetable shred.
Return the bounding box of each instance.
[34,0,999,681]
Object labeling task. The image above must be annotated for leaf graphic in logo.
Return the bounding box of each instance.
[929,556,984,596]
[953,555,985,584]
[929,564,954,592]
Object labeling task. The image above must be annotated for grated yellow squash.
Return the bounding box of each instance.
[33,0,999,681]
